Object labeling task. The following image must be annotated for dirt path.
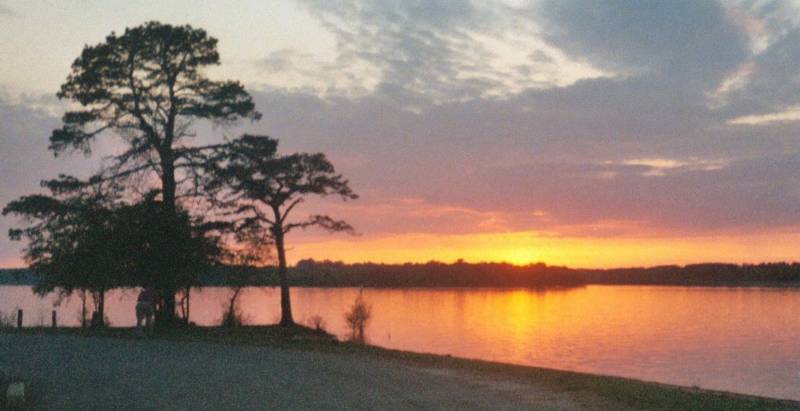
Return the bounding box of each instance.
[0,333,619,410]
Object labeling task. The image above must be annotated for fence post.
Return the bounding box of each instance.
[17,309,22,328]
[52,310,57,328]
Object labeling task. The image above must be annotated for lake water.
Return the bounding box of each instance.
[1,285,799,400]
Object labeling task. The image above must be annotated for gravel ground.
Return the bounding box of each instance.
[0,333,611,410]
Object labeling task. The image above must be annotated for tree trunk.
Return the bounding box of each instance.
[161,287,177,327]
[98,288,105,325]
[91,288,105,328]
[80,289,87,328]
[275,230,294,327]
[184,285,190,325]
[159,155,178,327]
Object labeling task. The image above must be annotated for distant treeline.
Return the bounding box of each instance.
[285,260,800,287]
[3,260,800,288]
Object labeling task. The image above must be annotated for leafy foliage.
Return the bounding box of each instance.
[207,134,358,326]
[3,188,119,296]
[109,195,228,290]
[50,21,260,201]
[52,21,259,163]
[209,135,357,240]
[2,190,226,297]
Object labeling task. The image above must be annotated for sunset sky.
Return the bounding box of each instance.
[2,0,800,268]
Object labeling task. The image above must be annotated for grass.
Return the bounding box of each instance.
[3,325,798,410]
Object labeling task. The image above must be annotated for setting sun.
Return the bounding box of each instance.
[289,230,800,268]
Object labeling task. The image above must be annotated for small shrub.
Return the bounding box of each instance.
[0,310,16,328]
[306,315,327,332]
[220,304,249,327]
[220,287,249,327]
[344,291,371,343]
[89,311,111,328]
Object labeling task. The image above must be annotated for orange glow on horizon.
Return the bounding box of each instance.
[3,230,799,270]
[287,230,800,268]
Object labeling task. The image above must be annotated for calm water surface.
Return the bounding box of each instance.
[1,285,799,400]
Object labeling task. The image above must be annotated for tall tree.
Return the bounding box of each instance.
[210,135,357,326]
[50,21,260,324]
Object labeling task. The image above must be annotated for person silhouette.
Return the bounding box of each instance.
[136,287,157,334]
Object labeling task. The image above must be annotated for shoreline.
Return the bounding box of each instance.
[2,326,797,410]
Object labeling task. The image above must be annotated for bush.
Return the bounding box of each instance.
[344,291,371,343]
[306,315,327,332]
[89,311,111,328]
[0,310,16,328]
[220,304,248,327]
[220,287,249,327]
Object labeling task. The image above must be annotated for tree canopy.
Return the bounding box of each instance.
[2,188,119,297]
[212,135,357,235]
[51,21,260,199]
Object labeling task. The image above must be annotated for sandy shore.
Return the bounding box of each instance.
[1,332,796,410]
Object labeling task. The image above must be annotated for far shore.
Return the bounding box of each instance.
[2,326,797,410]
[5,261,800,288]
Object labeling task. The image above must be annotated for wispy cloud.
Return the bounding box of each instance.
[621,158,729,176]
[728,106,800,125]
[291,0,606,102]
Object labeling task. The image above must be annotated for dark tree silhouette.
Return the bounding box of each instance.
[3,188,116,326]
[49,21,260,325]
[111,194,227,306]
[210,135,357,326]
[3,186,226,327]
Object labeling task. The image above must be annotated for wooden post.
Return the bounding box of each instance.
[52,310,57,328]
[17,309,22,328]
[185,286,190,326]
